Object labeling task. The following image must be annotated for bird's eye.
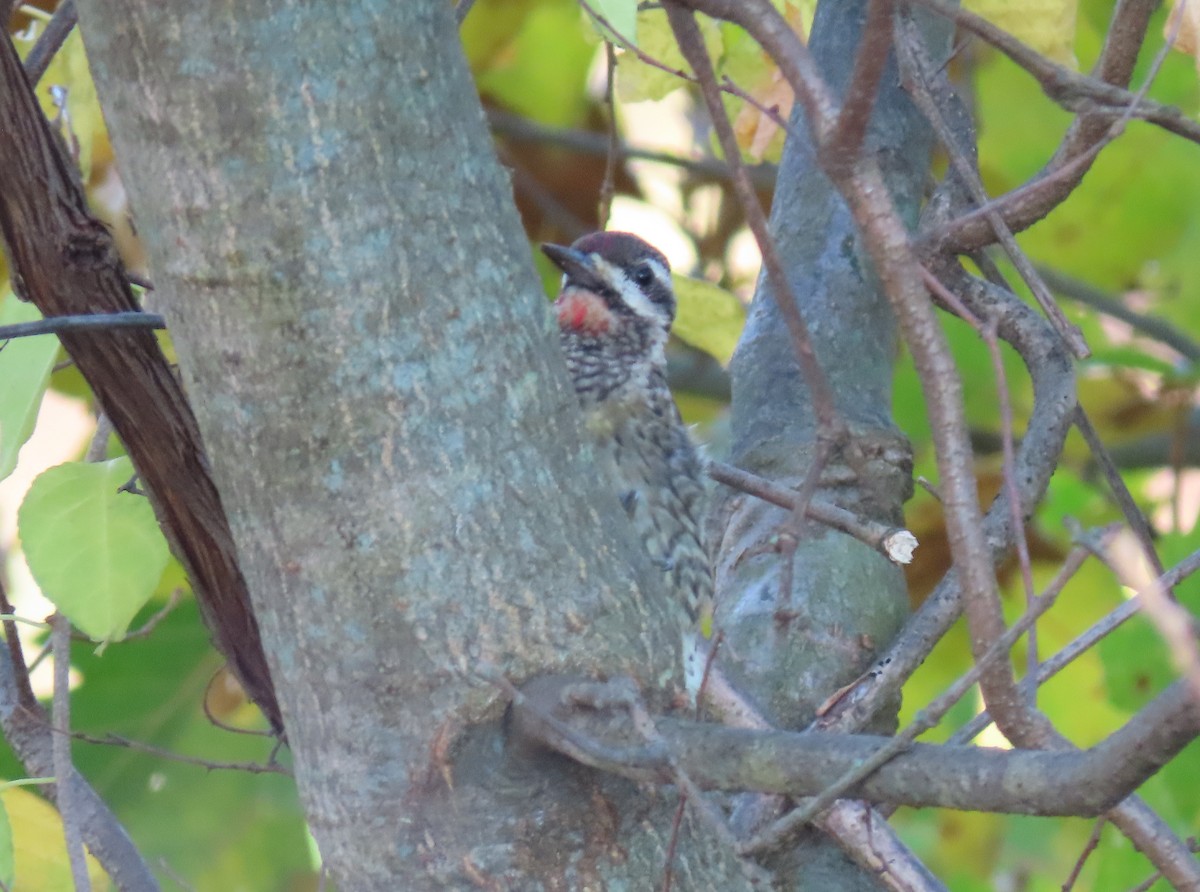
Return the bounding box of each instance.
[633,265,655,287]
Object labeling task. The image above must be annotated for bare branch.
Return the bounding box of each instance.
[708,461,916,563]
[894,10,1089,357]
[665,2,842,436]
[487,108,778,189]
[22,0,77,84]
[0,311,166,341]
[1037,265,1200,362]
[905,0,1200,143]
[507,671,1200,816]
[823,0,895,172]
[52,614,92,892]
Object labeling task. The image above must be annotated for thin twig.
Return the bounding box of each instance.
[895,10,1089,358]
[0,578,36,710]
[823,0,895,173]
[454,0,477,26]
[579,0,796,137]
[924,0,1178,254]
[920,268,1039,700]
[69,730,291,775]
[1036,265,1200,362]
[0,312,166,341]
[906,0,1200,144]
[1124,837,1200,892]
[745,539,1101,854]
[1075,407,1163,576]
[598,41,620,228]
[1062,816,1107,892]
[22,0,76,84]
[708,460,916,564]
[953,544,1200,744]
[487,108,778,188]
[52,614,92,892]
[85,413,113,463]
[665,2,843,439]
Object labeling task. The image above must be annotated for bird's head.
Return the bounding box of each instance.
[541,232,675,340]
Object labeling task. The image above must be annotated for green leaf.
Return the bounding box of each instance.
[0,796,12,891]
[473,0,595,128]
[671,275,745,365]
[0,294,58,481]
[965,0,1079,68]
[18,458,169,641]
[617,9,722,103]
[587,0,638,46]
[1083,346,1181,377]
[62,600,310,888]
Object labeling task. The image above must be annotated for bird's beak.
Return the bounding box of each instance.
[541,243,605,292]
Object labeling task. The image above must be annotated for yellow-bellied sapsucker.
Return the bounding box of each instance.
[542,232,712,697]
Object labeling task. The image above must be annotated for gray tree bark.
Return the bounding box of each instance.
[71,0,945,888]
[712,2,949,886]
[75,1,758,888]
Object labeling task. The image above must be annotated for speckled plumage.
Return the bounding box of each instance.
[543,233,713,693]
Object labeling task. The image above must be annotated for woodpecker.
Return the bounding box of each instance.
[542,232,713,697]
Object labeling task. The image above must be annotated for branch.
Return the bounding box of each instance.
[1036,265,1200,362]
[0,19,281,732]
[22,0,76,84]
[815,263,1075,733]
[823,0,895,172]
[665,1,842,437]
[0,615,158,889]
[894,10,1089,357]
[52,615,91,892]
[919,0,1167,253]
[486,108,778,189]
[905,0,1200,144]
[0,311,165,341]
[508,673,1200,816]
[708,460,916,564]
[953,541,1200,744]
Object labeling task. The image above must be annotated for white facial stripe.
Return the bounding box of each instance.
[646,258,671,290]
[591,255,671,324]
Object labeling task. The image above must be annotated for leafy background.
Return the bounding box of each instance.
[1,0,1198,888]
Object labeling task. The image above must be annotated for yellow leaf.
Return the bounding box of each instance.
[671,275,745,365]
[965,0,1078,69]
[13,29,109,182]
[616,9,721,103]
[0,784,111,891]
[1165,0,1200,73]
[733,67,795,162]
[720,1,811,162]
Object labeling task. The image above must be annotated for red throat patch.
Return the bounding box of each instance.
[555,290,612,335]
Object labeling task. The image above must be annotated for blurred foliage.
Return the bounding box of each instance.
[1,0,1199,887]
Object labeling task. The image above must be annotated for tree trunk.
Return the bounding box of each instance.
[73,0,950,886]
[712,3,949,886]
[75,1,757,887]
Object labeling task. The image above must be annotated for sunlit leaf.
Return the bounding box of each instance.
[14,28,109,182]
[586,0,638,46]
[0,796,11,890]
[473,0,595,127]
[722,2,813,161]
[616,9,721,103]
[18,458,169,641]
[671,275,744,365]
[965,0,1079,68]
[0,294,58,481]
[0,784,110,890]
[1165,0,1200,73]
